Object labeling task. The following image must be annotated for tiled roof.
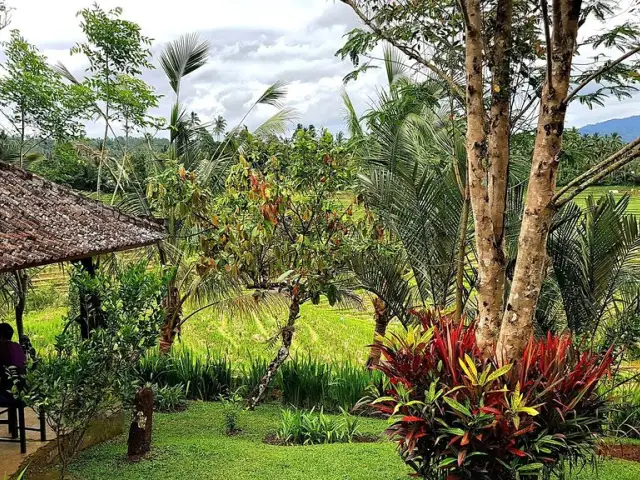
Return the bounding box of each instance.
[0,162,164,272]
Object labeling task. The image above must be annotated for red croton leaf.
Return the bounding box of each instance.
[507,447,528,457]
[402,416,426,423]
[479,406,502,416]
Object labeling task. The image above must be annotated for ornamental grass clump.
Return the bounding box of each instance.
[369,310,613,480]
[275,408,361,445]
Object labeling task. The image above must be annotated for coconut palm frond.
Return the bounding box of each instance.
[0,132,20,164]
[196,152,234,194]
[351,250,415,326]
[160,33,211,95]
[334,289,365,311]
[52,61,82,85]
[252,107,298,139]
[255,80,289,109]
[383,45,408,87]
[341,88,364,139]
[117,191,153,217]
[213,115,227,138]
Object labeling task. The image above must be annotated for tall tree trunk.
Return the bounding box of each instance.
[247,294,301,409]
[463,0,506,356]
[76,257,103,339]
[497,0,581,362]
[97,62,110,197]
[97,110,108,197]
[463,0,514,355]
[366,296,390,367]
[13,270,27,339]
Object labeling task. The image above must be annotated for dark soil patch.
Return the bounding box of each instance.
[599,443,640,462]
[263,433,379,446]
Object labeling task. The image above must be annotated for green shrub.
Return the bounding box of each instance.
[220,389,244,434]
[152,384,187,413]
[240,356,270,396]
[140,350,378,411]
[138,349,174,384]
[138,349,233,401]
[329,362,381,412]
[371,310,613,480]
[276,408,361,445]
[22,262,168,478]
[275,356,379,412]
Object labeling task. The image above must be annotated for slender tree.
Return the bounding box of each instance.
[0,30,87,167]
[207,129,361,408]
[147,33,298,352]
[72,4,153,196]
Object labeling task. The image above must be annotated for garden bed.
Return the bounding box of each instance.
[599,443,640,463]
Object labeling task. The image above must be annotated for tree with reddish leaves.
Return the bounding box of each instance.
[205,128,363,408]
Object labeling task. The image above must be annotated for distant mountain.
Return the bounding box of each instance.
[579,116,640,142]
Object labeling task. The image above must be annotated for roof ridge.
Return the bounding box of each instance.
[0,161,163,233]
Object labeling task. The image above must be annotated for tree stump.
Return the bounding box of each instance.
[127,386,154,459]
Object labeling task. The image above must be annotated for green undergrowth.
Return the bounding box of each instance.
[63,402,640,480]
[67,402,410,480]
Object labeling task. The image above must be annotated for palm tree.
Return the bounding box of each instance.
[539,193,640,353]
[213,115,226,141]
[344,49,475,317]
[350,249,415,366]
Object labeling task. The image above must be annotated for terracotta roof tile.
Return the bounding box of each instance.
[0,162,164,272]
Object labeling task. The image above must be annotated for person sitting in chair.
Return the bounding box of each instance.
[0,322,26,403]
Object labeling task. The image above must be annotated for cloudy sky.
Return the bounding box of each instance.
[4,0,639,138]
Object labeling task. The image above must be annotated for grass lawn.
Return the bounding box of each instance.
[68,403,411,480]
[65,402,640,480]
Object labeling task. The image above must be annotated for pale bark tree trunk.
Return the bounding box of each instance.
[497,1,582,362]
[463,0,511,356]
[247,294,301,409]
[366,296,390,368]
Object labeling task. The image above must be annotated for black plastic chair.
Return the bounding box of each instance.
[0,395,47,454]
[1,337,46,453]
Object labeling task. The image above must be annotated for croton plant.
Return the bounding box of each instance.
[369,310,613,480]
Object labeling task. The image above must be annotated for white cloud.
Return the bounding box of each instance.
[2,0,638,138]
